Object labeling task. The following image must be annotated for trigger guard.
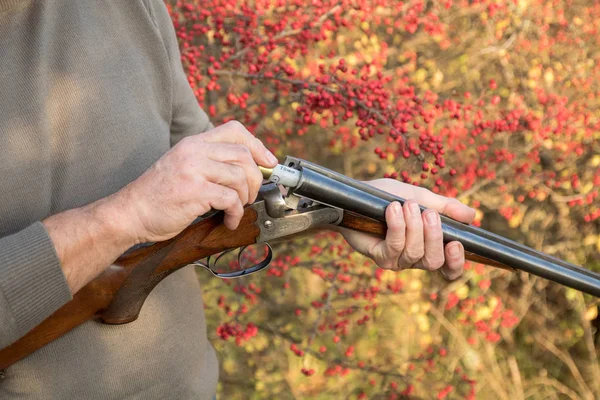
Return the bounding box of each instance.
[192,243,273,279]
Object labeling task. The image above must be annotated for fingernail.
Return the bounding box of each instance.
[425,211,438,225]
[448,244,460,257]
[408,201,420,216]
[265,150,278,165]
[391,202,402,215]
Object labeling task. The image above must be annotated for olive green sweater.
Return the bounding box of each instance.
[0,0,218,398]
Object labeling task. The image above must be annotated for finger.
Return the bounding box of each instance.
[200,159,250,206]
[204,182,245,230]
[207,143,264,203]
[440,241,465,280]
[364,180,475,224]
[337,226,381,260]
[368,202,406,270]
[419,210,445,271]
[397,200,425,269]
[412,187,475,223]
[198,120,278,167]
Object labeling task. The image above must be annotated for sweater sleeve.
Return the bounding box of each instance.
[0,222,72,348]
[147,0,215,146]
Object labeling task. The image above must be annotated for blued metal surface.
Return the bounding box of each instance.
[283,157,600,298]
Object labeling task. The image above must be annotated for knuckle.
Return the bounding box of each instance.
[219,188,237,204]
[177,135,194,146]
[425,226,443,240]
[226,119,245,131]
[388,240,405,255]
[423,255,445,271]
[230,164,246,180]
[176,143,203,167]
[377,261,396,271]
[179,161,198,183]
[173,137,193,156]
[234,144,254,162]
[252,136,264,149]
[403,246,424,263]
[230,205,244,217]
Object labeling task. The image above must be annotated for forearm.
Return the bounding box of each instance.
[42,192,139,295]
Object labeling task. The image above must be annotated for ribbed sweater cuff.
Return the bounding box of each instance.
[0,222,72,339]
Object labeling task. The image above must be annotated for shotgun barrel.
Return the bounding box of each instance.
[268,157,600,298]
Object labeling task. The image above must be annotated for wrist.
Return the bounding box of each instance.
[88,192,142,249]
[42,194,142,294]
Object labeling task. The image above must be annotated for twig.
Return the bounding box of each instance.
[523,377,581,400]
[533,332,594,400]
[227,4,342,62]
[212,70,409,141]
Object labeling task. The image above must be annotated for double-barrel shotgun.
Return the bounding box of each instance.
[1,156,600,368]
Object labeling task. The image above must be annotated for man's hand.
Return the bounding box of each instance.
[44,121,277,294]
[339,179,476,280]
[119,120,278,243]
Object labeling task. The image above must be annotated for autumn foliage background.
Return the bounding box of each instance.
[167,1,600,398]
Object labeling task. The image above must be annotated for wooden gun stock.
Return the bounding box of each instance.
[0,208,260,369]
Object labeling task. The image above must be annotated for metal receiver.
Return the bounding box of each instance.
[195,182,343,278]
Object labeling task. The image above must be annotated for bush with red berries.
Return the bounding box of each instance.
[167,1,600,398]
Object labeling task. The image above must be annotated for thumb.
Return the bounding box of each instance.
[437,198,476,224]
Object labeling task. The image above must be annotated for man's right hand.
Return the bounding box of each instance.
[43,120,276,294]
[118,120,278,244]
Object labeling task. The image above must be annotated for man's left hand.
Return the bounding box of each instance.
[338,179,476,280]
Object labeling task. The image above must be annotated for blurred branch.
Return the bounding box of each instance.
[428,306,511,400]
[524,377,582,400]
[533,332,594,400]
[577,292,600,397]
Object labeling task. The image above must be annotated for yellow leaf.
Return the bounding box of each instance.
[489,296,499,309]
[509,212,523,228]
[543,69,554,86]
[409,278,422,291]
[433,70,444,87]
[585,306,598,321]
[410,303,420,314]
[419,333,433,347]
[414,68,428,83]
[416,314,430,332]
[456,285,469,300]
[584,235,598,246]
[476,306,491,320]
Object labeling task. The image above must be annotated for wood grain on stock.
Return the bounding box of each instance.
[0,208,259,370]
[339,211,515,271]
